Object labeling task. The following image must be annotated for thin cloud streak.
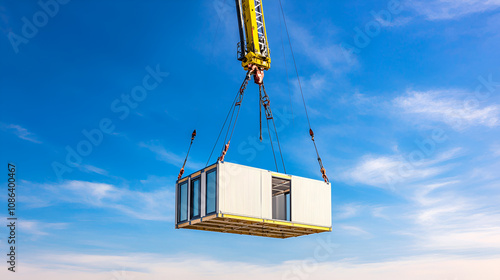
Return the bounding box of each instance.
[408,0,500,20]
[4,253,500,280]
[339,148,461,188]
[140,141,204,171]
[25,180,176,221]
[1,123,41,143]
[394,90,500,130]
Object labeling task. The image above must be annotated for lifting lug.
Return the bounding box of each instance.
[178,129,197,180]
[218,141,230,162]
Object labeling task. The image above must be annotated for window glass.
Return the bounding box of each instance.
[190,178,201,218]
[285,193,291,221]
[179,182,188,222]
[206,170,217,214]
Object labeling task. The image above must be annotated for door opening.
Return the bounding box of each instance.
[272,177,291,221]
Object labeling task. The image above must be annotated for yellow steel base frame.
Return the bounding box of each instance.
[176,213,331,239]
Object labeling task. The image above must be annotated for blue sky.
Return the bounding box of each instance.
[1,0,500,279]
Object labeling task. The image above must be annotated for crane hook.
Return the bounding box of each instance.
[248,64,264,84]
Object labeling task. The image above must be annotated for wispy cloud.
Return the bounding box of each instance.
[1,218,69,237]
[340,144,500,254]
[80,165,108,176]
[339,225,372,237]
[288,19,358,73]
[1,123,41,143]
[394,90,500,130]
[140,141,203,170]
[27,180,176,221]
[409,182,500,251]
[339,148,461,188]
[334,203,363,220]
[374,15,413,27]
[6,253,500,280]
[24,220,68,236]
[408,0,500,20]
[140,141,184,165]
[371,206,390,219]
[492,144,500,157]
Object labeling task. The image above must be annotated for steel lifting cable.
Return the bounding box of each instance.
[178,130,197,180]
[278,5,294,126]
[220,96,239,160]
[278,0,329,183]
[205,83,242,166]
[218,70,253,162]
[259,85,279,172]
[259,88,263,141]
[266,116,279,172]
[261,83,287,174]
[208,0,228,66]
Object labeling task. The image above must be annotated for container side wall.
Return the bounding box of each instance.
[218,162,225,214]
[175,182,178,226]
[291,177,331,227]
[220,162,262,218]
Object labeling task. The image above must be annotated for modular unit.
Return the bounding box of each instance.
[175,161,331,239]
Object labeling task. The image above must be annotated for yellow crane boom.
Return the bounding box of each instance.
[235,0,271,71]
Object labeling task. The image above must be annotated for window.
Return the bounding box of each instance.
[272,177,291,221]
[206,170,217,215]
[190,177,201,219]
[178,182,188,223]
[285,192,291,221]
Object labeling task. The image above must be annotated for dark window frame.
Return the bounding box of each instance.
[190,176,202,219]
[177,181,189,223]
[205,169,217,216]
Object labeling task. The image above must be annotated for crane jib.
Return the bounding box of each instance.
[235,0,271,71]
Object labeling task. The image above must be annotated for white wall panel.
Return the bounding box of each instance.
[291,176,331,227]
[219,162,262,218]
[218,162,225,214]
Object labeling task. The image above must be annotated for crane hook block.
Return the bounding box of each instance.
[254,68,264,84]
[248,64,264,84]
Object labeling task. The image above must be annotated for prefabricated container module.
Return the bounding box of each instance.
[175,161,332,239]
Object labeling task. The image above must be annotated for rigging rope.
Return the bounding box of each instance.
[266,119,279,172]
[205,83,241,166]
[261,83,287,174]
[278,6,294,125]
[178,130,197,180]
[278,0,329,182]
[278,0,310,129]
[218,70,253,162]
[208,0,228,65]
